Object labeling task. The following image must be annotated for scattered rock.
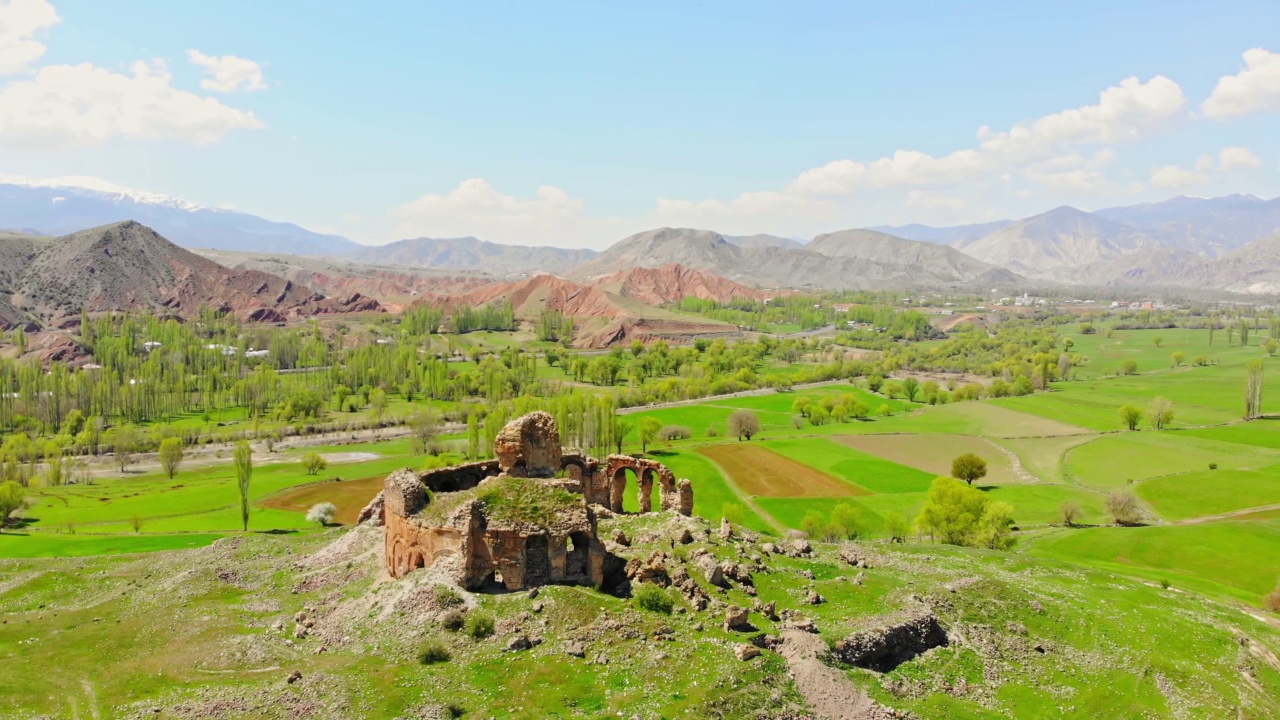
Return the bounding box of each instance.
[527,587,540,599]
[505,634,533,652]
[285,670,302,684]
[735,644,761,661]
[805,590,825,605]
[724,606,751,632]
[790,539,812,557]
[611,529,630,547]
[292,624,308,639]
[760,543,778,555]
[718,518,734,540]
[564,640,586,658]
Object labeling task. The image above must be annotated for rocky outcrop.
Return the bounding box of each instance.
[832,608,950,672]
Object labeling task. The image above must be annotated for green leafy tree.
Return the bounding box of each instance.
[612,418,634,454]
[1245,359,1265,420]
[0,480,25,531]
[302,452,327,475]
[158,437,184,479]
[1120,359,1138,376]
[638,417,662,453]
[951,452,988,486]
[901,377,920,402]
[1171,351,1185,367]
[1119,404,1142,431]
[884,512,910,543]
[915,476,991,546]
[831,503,863,540]
[234,441,253,532]
[108,426,138,473]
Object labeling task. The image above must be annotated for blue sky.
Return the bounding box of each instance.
[1,0,1279,247]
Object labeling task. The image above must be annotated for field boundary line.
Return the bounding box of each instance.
[693,447,786,535]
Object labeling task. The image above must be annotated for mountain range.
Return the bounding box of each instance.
[0,221,380,330]
[1,176,1278,293]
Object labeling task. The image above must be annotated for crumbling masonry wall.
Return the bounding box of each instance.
[379,411,692,589]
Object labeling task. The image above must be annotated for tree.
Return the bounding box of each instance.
[915,476,995,546]
[1106,491,1142,526]
[1171,351,1185,367]
[831,503,863,540]
[884,512,910,543]
[409,410,440,454]
[158,438,184,479]
[901,377,920,402]
[1120,359,1138,376]
[1060,501,1082,526]
[1153,336,1163,348]
[1118,404,1142,431]
[1266,339,1278,357]
[975,501,1016,550]
[727,409,761,441]
[1147,396,1175,430]
[108,426,138,473]
[951,453,988,486]
[234,441,253,532]
[306,502,336,527]
[302,452,327,475]
[638,417,662,453]
[1245,359,1265,420]
[612,418,634,454]
[0,481,25,531]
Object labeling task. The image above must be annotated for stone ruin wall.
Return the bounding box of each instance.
[379,411,691,590]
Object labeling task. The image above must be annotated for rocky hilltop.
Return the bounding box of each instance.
[351,236,598,275]
[0,221,381,329]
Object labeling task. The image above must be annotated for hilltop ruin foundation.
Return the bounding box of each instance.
[369,411,692,591]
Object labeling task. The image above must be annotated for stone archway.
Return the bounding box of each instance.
[565,531,590,578]
[604,455,683,515]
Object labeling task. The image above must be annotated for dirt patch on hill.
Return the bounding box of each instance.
[260,475,385,525]
[699,444,868,498]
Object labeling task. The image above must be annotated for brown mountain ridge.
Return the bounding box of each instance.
[1,221,381,329]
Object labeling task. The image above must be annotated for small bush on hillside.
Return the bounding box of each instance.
[705,425,719,438]
[658,425,692,442]
[1060,501,1082,527]
[418,639,451,665]
[1208,463,1218,470]
[433,584,463,608]
[1106,491,1143,526]
[463,612,494,639]
[438,609,465,631]
[634,584,674,614]
[1264,584,1280,613]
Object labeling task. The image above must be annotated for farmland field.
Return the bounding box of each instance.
[698,443,867,498]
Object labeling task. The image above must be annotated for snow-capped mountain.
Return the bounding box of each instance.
[0,175,361,256]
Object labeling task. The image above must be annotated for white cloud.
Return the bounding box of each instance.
[978,76,1186,163]
[390,178,631,248]
[1201,48,1280,120]
[186,49,267,93]
[0,0,58,74]
[0,60,264,148]
[1217,146,1262,171]
[787,149,987,196]
[1150,164,1209,191]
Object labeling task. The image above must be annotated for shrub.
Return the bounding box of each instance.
[1209,463,1218,470]
[1059,501,1082,527]
[463,612,494,639]
[438,609,465,631]
[302,452,328,475]
[705,425,719,438]
[305,502,336,527]
[1106,491,1143,526]
[433,584,464,608]
[418,639,452,665]
[884,512,910,543]
[658,425,692,442]
[634,584,674,614]
[1264,583,1280,613]
[728,410,761,441]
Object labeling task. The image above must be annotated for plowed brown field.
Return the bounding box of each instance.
[699,444,867,498]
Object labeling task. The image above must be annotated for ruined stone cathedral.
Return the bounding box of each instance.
[365,411,692,591]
